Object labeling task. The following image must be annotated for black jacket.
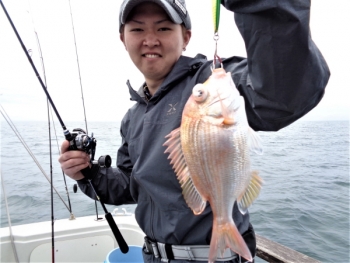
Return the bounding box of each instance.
[78,0,330,256]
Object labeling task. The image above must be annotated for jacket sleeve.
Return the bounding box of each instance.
[77,114,135,205]
[221,0,330,131]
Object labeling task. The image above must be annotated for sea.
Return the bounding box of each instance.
[0,120,349,263]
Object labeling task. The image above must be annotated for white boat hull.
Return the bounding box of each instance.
[0,213,145,263]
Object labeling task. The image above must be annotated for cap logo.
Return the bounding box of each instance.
[173,0,186,16]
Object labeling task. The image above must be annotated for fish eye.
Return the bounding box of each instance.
[192,84,208,102]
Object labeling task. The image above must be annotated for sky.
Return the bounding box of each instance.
[0,0,349,123]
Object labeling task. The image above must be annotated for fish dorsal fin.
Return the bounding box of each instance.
[163,128,206,215]
[248,127,263,155]
[237,170,263,215]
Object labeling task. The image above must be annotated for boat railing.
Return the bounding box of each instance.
[256,234,321,263]
[0,217,322,263]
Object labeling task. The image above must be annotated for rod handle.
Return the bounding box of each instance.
[80,166,93,180]
[105,213,129,254]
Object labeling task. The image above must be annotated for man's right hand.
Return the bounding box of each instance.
[58,140,90,181]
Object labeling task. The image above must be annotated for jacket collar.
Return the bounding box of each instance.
[127,54,207,104]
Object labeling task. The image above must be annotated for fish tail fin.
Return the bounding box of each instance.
[209,221,252,263]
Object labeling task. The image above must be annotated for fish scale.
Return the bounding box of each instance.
[200,125,239,212]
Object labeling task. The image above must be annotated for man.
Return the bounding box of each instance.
[59,0,330,262]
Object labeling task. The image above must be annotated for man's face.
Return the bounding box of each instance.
[120,2,191,83]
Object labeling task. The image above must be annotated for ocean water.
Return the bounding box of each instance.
[0,120,349,263]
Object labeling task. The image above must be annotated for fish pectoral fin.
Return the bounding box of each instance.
[163,127,206,215]
[237,170,263,215]
[247,127,263,155]
[182,175,207,215]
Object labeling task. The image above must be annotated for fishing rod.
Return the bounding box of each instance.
[67,0,102,222]
[26,3,59,260]
[68,0,88,135]
[27,2,75,220]
[0,0,129,254]
[0,105,71,212]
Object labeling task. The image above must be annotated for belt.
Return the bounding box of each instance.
[144,236,237,262]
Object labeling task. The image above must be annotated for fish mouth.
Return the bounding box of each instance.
[206,96,227,108]
[206,96,239,114]
[207,89,231,107]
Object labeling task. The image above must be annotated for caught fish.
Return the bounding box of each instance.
[163,67,263,262]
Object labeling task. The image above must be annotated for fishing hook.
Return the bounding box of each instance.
[213,32,222,69]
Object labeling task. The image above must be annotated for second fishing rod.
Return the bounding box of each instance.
[0,0,129,254]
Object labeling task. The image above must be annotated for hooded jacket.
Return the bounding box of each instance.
[77,0,330,258]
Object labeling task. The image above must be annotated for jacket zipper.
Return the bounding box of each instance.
[150,197,156,240]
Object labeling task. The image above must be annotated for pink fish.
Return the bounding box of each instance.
[164,67,263,262]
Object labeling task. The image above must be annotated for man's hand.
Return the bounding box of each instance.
[58,140,90,181]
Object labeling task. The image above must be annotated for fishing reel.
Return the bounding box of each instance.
[64,128,111,179]
[68,128,96,157]
[67,128,112,168]
[93,155,112,168]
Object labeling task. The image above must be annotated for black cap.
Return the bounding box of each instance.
[119,0,191,32]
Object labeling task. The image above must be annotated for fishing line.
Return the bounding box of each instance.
[27,1,74,217]
[0,105,71,212]
[68,0,88,134]
[67,0,105,221]
[212,0,222,67]
[47,79,56,263]
[1,0,129,253]
[27,2,79,259]
[49,115,76,220]
[26,3,57,261]
[1,105,70,263]
[0,1,65,131]
[28,10,74,218]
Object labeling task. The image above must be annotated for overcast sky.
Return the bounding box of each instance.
[1,0,349,123]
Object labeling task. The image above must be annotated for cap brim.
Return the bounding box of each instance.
[120,0,183,26]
